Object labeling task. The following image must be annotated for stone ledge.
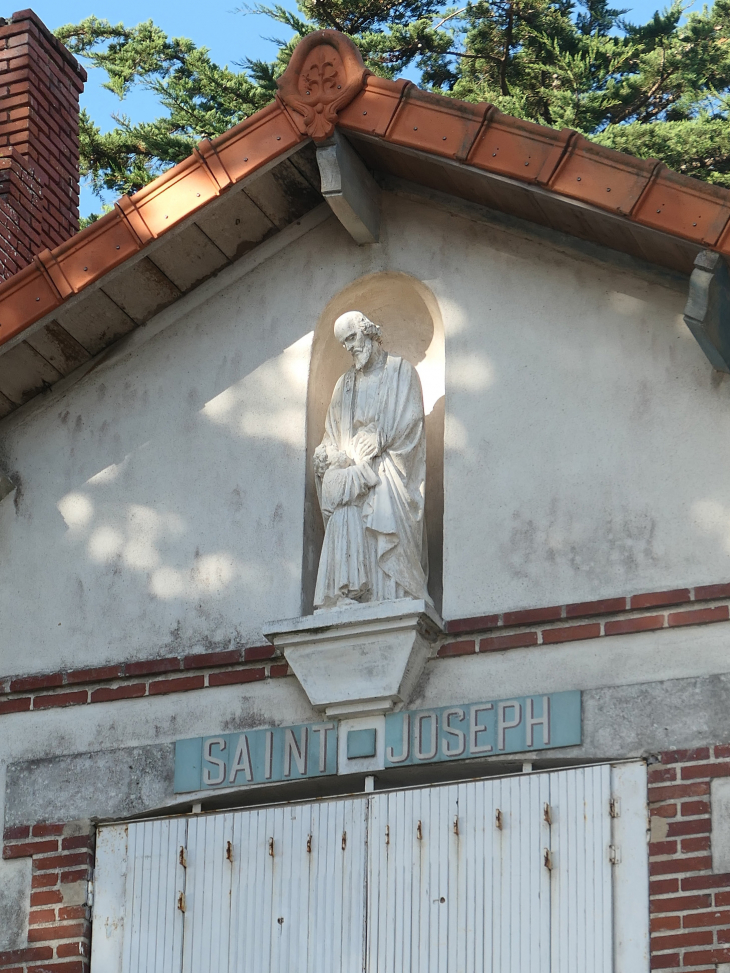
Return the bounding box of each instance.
[264,599,444,717]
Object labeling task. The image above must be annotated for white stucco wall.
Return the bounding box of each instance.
[0,190,725,678]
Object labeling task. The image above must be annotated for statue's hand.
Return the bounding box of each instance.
[353,428,379,463]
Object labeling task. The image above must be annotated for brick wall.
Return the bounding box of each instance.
[2,581,730,716]
[649,746,730,970]
[0,643,289,715]
[0,10,85,280]
[1,821,93,972]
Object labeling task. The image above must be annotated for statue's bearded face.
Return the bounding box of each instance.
[341,327,372,371]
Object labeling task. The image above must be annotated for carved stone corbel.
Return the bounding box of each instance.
[0,470,15,502]
[316,131,380,244]
[684,250,730,373]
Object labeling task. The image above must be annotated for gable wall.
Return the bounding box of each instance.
[0,190,722,681]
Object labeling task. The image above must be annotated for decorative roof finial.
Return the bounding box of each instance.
[276,30,369,141]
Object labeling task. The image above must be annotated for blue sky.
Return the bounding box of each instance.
[30,0,685,217]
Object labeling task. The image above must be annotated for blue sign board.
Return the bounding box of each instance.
[383,692,581,767]
[174,691,581,793]
[175,722,338,793]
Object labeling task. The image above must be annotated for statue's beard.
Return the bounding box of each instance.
[352,346,371,371]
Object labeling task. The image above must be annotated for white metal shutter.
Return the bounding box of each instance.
[119,817,187,973]
[181,811,235,973]
[367,772,552,972]
[550,764,613,973]
[92,762,644,973]
[183,797,368,973]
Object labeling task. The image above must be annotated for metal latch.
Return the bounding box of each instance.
[609,845,621,864]
[609,798,620,818]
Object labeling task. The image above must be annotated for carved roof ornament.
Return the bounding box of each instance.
[276,31,369,141]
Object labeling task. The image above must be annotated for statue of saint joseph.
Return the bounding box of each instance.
[313,310,430,609]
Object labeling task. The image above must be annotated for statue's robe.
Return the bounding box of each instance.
[314,352,430,607]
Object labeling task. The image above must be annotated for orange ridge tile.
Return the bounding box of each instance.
[467,110,574,186]
[384,86,487,162]
[0,103,308,350]
[548,134,659,216]
[632,166,730,247]
[338,75,411,139]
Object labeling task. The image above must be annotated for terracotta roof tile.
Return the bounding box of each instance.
[0,102,306,348]
[338,75,410,138]
[632,166,730,247]
[384,86,487,162]
[1,27,729,357]
[467,110,574,185]
[548,134,658,217]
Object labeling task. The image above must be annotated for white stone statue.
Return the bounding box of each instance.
[313,311,430,609]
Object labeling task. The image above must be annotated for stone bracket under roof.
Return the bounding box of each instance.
[316,131,380,245]
[684,251,730,374]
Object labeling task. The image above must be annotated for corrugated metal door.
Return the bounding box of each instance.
[182,797,368,973]
[367,773,552,972]
[181,811,235,973]
[92,763,630,973]
[120,817,187,973]
[550,764,613,973]
[367,766,613,973]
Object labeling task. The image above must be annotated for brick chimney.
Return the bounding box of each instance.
[0,9,85,281]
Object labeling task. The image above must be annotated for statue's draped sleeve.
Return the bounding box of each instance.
[363,356,429,600]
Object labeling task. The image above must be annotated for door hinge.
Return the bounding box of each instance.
[179,846,187,868]
[226,840,234,862]
[609,844,621,864]
[543,848,553,870]
[177,891,186,913]
[495,808,503,830]
[609,797,620,818]
[543,803,552,825]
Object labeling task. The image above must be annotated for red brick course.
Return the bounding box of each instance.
[1,820,92,972]
[1,581,730,713]
[148,675,205,696]
[649,746,730,972]
[479,631,538,651]
[208,667,265,687]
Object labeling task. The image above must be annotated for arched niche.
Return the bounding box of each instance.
[303,271,445,614]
